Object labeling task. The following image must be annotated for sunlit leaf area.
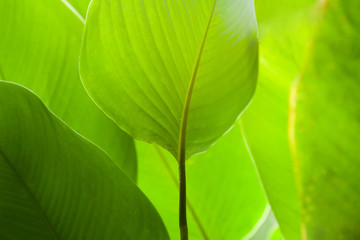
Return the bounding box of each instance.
[1,0,359,239]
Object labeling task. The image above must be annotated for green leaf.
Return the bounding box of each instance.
[0,67,4,80]
[136,124,266,239]
[241,0,360,239]
[0,0,137,181]
[268,228,282,240]
[0,80,169,240]
[80,0,258,159]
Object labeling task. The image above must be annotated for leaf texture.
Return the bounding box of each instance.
[80,0,258,159]
[0,81,169,240]
[0,0,137,180]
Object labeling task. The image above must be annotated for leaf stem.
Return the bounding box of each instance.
[177,2,217,239]
[179,152,188,240]
[155,146,209,239]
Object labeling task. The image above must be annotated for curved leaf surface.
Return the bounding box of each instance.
[241,0,360,239]
[0,0,137,180]
[80,0,258,159]
[0,81,169,240]
[136,124,266,239]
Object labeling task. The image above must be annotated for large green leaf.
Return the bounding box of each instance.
[136,123,267,239]
[0,0,137,181]
[0,80,169,240]
[80,0,258,159]
[241,0,360,239]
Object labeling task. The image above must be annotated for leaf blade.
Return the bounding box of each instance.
[0,81,169,240]
[80,0,258,158]
[0,0,137,181]
[242,0,360,239]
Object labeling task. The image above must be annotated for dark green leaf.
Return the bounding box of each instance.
[0,81,169,240]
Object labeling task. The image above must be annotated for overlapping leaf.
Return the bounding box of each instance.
[241,0,360,239]
[0,81,169,240]
[0,0,136,180]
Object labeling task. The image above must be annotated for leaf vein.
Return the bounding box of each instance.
[178,0,217,160]
[0,150,59,240]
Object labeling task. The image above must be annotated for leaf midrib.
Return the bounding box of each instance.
[60,0,85,23]
[287,1,329,239]
[178,1,217,160]
[62,0,217,237]
[0,150,59,239]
